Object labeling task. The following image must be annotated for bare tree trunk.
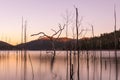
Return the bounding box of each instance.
[114,5,117,58]
[21,17,24,63]
[114,5,118,80]
[21,17,24,79]
[114,5,117,51]
[21,17,24,45]
[75,7,80,80]
[65,10,69,80]
[24,20,27,61]
[24,20,27,80]
[91,25,96,59]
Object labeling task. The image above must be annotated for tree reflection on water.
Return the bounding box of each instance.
[0,51,119,80]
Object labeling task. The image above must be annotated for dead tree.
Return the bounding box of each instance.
[114,5,117,55]
[114,4,118,80]
[62,10,73,38]
[91,24,96,58]
[31,24,64,72]
[74,7,84,80]
[75,7,80,80]
[21,17,24,45]
[31,24,65,56]
[24,20,27,61]
[62,10,73,80]
[22,20,27,80]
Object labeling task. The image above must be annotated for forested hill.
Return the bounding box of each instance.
[15,30,120,50]
[0,41,13,50]
[15,37,72,50]
[0,30,120,50]
[80,30,120,50]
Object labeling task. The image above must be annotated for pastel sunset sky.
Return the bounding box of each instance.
[0,0,120,45]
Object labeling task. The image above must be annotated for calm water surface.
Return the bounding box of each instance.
[0,50,120,80]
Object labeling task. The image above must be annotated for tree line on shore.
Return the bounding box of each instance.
[0,29,119,50]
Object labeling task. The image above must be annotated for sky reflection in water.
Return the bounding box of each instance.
[0,51,119,80]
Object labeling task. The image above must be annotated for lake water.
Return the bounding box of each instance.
[0,50,119,80]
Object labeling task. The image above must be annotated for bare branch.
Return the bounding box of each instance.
[71,26,75,39]
[51,29,57,33]
[78,29,84,36]
[31,32,51,39]
[56,25,65,39]
[78,16,83,28]
[62,10,73,26]
[51,24,65,37]
[87,23,95,37]
[31,24,65,40]
[83,28,88,37]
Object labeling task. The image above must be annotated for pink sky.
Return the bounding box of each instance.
[0,0,120,45]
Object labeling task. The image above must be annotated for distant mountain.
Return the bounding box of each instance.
[15,30,120,50]
[1,30,120,50]
[15,37,72,50]
[0,41,13,50]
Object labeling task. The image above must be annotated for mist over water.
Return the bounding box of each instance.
[0,51,119,80]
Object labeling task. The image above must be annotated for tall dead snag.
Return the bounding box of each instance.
[21,18,27,59]
[21,20,27,80]
[75,7,82,80]
[21,17,23,80]
[75,7,83,80]
[21,17,24,45]
[24,20,27,61]
[114,5,117,59]
[63,11,69,80]
[91,24,96,58]
[75,7,80,80]
[24,21,27,45]
[76,8,79,52]
[114,5,118,80]
[62,10,73,80]
[31,24,65,56]
[114,5,117,54]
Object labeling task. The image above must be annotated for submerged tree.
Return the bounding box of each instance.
[114,5,117,55]
[73,6,84,80]
[114,4,118,80]
[75,7,80,80]
[31,24,65,73]
[62,10,74,80]
[31,24,65,56]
